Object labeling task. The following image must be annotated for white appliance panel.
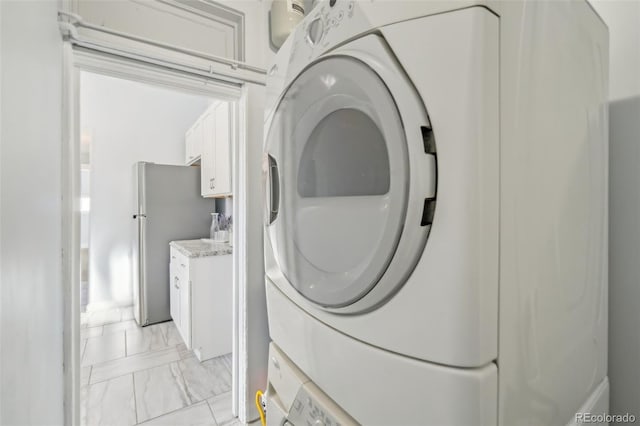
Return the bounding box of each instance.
[265,7,499,368]
[267,282,498,425]
[264,1,608,424]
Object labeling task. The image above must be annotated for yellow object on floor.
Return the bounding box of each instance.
[256,390,266,426]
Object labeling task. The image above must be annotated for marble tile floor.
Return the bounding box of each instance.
[81,308,235,426]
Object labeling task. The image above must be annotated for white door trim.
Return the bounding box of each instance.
[58,0,265,84]
[61,42,82,426]
[61,44,265,425]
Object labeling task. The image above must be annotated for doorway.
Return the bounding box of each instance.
[64,47,252,425]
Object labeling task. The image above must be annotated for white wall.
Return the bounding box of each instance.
[591,0,640,101]
[80,72,211,309]
[0,1,64,424]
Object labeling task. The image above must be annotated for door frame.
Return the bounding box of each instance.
[61,44,265,425]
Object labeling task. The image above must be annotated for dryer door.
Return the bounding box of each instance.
[265,42,436,311]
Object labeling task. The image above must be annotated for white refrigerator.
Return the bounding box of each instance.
[132,162,215,326]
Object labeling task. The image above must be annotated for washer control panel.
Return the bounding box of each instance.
[266,343,357,426]
[287,384,345,426]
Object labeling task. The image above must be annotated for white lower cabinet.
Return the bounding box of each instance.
[169,246,232,361]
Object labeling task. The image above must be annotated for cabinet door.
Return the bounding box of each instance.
[169,271,180,327]
[192,119,203,161]
[201,109,216,197]
[185,127,194,164]
[179,277,191,347]
[214,102,231,195]
[191,119,204,165]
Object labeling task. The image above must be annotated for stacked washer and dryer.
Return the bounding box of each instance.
[263,1,609,425]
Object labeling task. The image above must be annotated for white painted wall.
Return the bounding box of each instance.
[591,0,640,101]
[0,1,64,424]
[80,72,211,309]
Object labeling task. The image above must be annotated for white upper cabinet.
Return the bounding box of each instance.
[213,102,231,195]
[200,107,215,195]
[185,118,203,165]
[186,102,231,197]
[200,102,232,198]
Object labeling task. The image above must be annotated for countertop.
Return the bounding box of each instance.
[170,239,233,258]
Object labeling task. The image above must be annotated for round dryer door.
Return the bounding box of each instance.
[265,48,436,311]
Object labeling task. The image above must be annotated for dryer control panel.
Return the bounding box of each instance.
[289,0,367,71]
[303,0,355,49]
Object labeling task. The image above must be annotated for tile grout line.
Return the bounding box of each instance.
[89,352,181,386]
[134,400,210,425]
[133,361,193,425]
[206,398,220,426]
[174,358,197,406]
[81,315,200,421]
[172,360,194,411]
[79,309,145,425]
[81,329,127,368]
[80,339,86,362]
[82,319,230,425]
[131,373,139,425]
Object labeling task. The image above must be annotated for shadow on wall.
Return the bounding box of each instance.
[608,96,640,425]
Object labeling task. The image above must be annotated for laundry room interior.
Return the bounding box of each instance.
[0,1,639,426]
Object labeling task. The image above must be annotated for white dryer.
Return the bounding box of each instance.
[263,1,609,425]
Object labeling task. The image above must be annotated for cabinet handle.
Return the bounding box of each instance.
[174,276,180,289]
[180,263,186,268]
